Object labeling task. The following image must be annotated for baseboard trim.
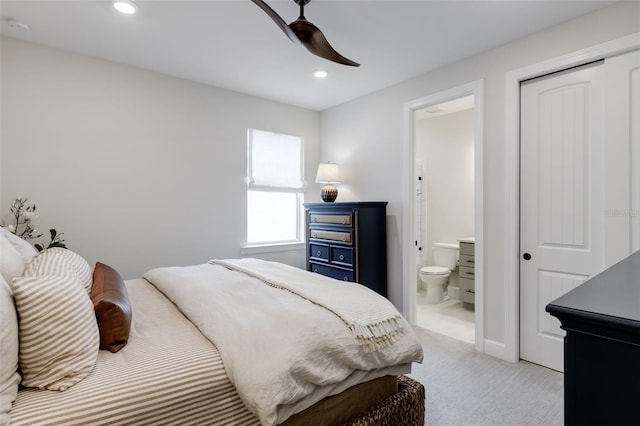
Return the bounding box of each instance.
[484,339,512,362]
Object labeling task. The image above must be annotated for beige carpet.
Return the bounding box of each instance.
[409,327,563,426]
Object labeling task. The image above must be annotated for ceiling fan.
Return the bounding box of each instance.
[250,0,360,67]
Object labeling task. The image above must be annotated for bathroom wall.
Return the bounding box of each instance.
[415,108,475,269]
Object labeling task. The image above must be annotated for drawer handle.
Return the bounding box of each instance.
[465,289,475,293]
[311,233,317,238]
[313,268,318,272]
[465,271,475,276]
[341,236,347,242]
[344,277,349,281]
[317,251,322,257]
[312,217,318,222]
[341,218,347,224]
[339,254,345,261]
[465,260,475,264]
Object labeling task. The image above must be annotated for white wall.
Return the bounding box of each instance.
[319,2,640,345]
[415,108,474,267]
[0,37,320,279]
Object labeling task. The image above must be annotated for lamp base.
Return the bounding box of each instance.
[321,184,338,202]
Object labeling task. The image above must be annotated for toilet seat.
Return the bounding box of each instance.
[420,266,449,275]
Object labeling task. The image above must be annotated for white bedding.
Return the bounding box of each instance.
[143,259,423,426]
[212,258,405,351]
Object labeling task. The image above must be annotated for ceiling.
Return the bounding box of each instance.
[0,0,616,111]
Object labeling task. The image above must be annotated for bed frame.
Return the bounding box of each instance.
[346,376,425,426]
[283,375,425,426]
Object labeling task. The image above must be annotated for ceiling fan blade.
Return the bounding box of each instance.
[289,18,360,67]
[250,0,300,44]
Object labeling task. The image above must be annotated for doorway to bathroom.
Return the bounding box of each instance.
[402,80,484,353]
[414,95,476,344]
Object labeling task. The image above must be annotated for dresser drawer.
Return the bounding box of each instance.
[459,277,475,304]
[309,229,352,243]
[309,213,352,226]
[310,263,354,282]
[331,246,353,267]
[460,265,475,280]
[459,242,474,256]
[459,254,475,268]
[309,243,329,262]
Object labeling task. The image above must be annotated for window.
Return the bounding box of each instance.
[247,129,305,245]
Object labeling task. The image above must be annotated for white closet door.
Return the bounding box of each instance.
[520,63,606,372]
[520,50,640,371]
[605,50,640,258]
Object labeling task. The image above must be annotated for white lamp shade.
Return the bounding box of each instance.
[315,162,341,183]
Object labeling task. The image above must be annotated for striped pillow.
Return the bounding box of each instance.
[24,248,93,294]
[12,274,99,391]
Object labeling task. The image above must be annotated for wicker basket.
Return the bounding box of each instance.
[343,376,425,426]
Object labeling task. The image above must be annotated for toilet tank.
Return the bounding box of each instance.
[433,242,460,270]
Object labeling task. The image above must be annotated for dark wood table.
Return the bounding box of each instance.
[546,251,640,426]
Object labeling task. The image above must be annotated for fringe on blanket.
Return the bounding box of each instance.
[350,317,404,351]
[250,276,406,352]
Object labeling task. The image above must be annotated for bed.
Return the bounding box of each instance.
[1,230,424,426]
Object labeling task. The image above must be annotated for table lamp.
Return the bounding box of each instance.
[315,162,341,202]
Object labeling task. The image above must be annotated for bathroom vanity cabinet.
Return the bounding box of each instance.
[458,240,475,305]
[546,251,640,425]
[304,202,388,297]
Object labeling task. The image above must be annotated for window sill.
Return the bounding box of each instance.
[240,242,305,255]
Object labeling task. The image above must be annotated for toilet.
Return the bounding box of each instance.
[420,242,460,304]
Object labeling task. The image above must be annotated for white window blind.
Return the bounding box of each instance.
[248,129,304,191]
[247,129,305,245]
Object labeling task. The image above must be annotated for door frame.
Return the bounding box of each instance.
[402,80,485,353]
[503,32,640,363]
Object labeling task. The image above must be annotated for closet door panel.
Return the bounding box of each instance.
[605,50,640,259]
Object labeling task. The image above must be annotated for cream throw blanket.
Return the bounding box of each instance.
[211,258,404,351]
[143,259,423,425]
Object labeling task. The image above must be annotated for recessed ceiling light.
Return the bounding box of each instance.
[313,70,328,79]
[113,0,137,15]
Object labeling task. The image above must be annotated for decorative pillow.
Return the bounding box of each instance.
[12,274,99,391]
[91,262,132,353]
[0,276,20,425]
[0,227,38,264]
[24,247,93,294]
[0,234,24,284]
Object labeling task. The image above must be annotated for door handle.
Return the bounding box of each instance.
[523,253,532,261]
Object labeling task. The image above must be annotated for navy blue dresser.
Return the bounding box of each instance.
[304,202,388,297]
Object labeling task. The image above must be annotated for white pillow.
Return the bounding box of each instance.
[0,234,24,284]
[0,227,38,264]
[0,275,20,425]
[24,248,93,294]
[12,274,99,391]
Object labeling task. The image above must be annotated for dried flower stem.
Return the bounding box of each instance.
[5,197,66,251]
